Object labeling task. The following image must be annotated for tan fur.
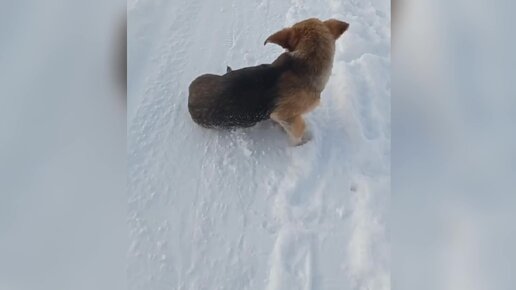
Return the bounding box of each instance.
[265,18,348,145]
[270,113,307,145]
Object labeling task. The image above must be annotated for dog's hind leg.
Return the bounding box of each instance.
[270,113,309,146]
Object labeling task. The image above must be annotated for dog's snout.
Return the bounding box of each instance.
[342,21,349,31]
[324,19,349,39]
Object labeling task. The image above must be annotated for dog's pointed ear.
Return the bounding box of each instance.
[324,19,349,39]
[264,28,298,51]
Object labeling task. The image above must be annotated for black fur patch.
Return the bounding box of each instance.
[188,55,292,128]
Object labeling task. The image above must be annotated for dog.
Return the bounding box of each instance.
[188,18,349,145]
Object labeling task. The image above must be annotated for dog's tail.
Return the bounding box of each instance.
[226,66,232,73]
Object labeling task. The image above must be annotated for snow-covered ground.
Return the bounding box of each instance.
[128,0,390,289]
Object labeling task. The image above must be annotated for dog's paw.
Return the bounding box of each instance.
[226,66,233,73]
[290,131,313,146]
[302,130,313,143]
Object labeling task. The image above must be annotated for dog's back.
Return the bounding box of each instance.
[188,59,291,128]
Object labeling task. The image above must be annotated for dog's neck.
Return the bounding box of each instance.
[290,38,335,92]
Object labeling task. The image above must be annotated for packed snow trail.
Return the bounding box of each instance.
[128,0,390,289]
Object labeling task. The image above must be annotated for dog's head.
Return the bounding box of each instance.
[264,18,349,52]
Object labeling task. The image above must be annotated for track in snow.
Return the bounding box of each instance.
[128,0,390,289]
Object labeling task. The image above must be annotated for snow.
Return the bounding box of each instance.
[128,0,390,289]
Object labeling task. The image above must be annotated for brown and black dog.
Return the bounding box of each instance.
[188,18,349,145]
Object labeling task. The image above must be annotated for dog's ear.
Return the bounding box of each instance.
[324,19,349,39]
[264,28,299,51]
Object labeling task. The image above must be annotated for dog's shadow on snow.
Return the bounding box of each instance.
[216,120,289,150]
[192,119,315,161]
[184,104,318,164]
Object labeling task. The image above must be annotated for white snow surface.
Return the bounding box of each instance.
[128,0,390,289]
